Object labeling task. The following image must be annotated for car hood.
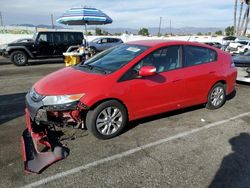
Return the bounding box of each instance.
[8,41,34,46]
[34,67,104,95]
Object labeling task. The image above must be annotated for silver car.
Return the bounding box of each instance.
[88,37,123,54]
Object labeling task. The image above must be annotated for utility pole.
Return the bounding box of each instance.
[169,19,172,36]
[0,11,3,27]
[51,14,54,29]
[158,16,162,36]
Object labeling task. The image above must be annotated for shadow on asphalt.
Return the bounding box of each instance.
[209,133,250,188]
[236,80,250,86]
[124,90,237,134]
[0,58,64,66]
[0,92,26,125]
[125,104,205,134]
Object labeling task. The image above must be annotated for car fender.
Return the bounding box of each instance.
[6,46,34,58]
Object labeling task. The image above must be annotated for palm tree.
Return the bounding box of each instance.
[237,0,244,35]
[234,0,238,35]
[243,0,250,35]
[239,5,249,35]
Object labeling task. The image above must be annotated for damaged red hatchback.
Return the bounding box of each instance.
[22,40,237,173]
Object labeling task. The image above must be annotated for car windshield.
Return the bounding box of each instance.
[79,44,149,73]
[32,33,38,41]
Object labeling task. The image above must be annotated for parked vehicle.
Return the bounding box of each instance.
[22,39,237,172]
[227,41,250,54]
[0,31,84,66]
[88,37,123,54]
[204,42,222,49]
[237,41,250,54]
[23,39,237,140]
[233,51,250,83]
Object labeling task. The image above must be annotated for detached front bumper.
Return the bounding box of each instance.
[22,93,88,173]
[21,109,69,173]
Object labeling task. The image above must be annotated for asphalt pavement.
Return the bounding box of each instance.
[0,58,250,188]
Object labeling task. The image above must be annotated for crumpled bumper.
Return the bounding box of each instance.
[21,108,69,174]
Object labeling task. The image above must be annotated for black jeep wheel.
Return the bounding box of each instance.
[10,51,28,66]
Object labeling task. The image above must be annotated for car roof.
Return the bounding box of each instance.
[95,37,120,39]
[37,31,83,33]
[127,40,214,48]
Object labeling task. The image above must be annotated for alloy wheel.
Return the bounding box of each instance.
[210,86,225,107]
[96,106,123,136]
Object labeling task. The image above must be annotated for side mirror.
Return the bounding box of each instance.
[139,66,157,77]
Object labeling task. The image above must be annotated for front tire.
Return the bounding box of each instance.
[89,47,97,56]
[86,100,127,139]
[206,83,226,110]
[10,51,28,66]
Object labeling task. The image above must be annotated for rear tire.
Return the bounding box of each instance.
[86,100,127,139]
[10,51,28,66]
[206,83,226,110]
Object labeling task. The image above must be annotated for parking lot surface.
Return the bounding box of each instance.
[0,58,250,188]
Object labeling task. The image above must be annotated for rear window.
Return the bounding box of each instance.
[184,45,217,67]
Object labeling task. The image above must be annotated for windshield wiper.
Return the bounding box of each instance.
[79,64,110,74]
[79,64,93,69]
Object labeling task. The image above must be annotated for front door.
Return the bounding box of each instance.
[121,45,186,119]
[34,32,54,57]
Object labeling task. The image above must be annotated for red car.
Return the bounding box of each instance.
[22,40,237,173]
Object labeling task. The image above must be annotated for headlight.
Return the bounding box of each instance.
[42,93,85,105]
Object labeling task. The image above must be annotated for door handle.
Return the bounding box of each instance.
[172,79,182,83]
[209,71,216,74]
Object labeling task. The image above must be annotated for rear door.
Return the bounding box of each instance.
[181,45,218,106]
[52,32,64,56]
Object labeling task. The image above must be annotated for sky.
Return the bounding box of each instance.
[0,0,237,28]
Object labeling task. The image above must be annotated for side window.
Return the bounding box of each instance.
[101,38,108,43]
[74,33,83,44]
[37,33,53,43]
[37,33,47,42]
[68,33,76,42]
[184,45,217,67]
[135,45,181,73]
[108,38,116,43]
[53,33,63,44]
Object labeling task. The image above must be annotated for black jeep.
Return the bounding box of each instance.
[0,31,84,66]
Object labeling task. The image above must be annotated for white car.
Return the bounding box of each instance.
[237,41,250,54]
[228,41,249,54]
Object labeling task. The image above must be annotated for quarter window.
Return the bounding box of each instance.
[184,45,217,67]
